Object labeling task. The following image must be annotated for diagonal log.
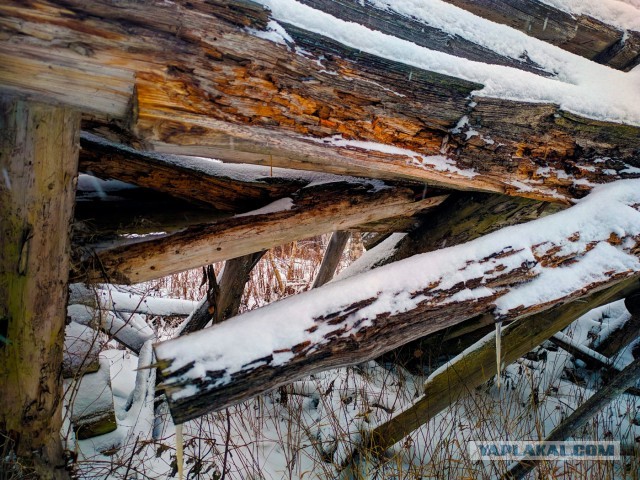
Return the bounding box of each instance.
[154,182,640,424]
[442,0,640,70]
[312,232,351,289]
[504,352,640,480]
[72,183,448,284]
[79,134,307,211]
[2,1,640,202]
[346,276,640,476]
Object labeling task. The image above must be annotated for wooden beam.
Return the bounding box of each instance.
[0,96,79,479]
[79,135,306,211]
[312,232,351,288]
[72,184,447,284]
[442,0,640,70]
[2,1,639,202]
[349,276,640,474]
[505,353,640,479]
[154,188,640,423]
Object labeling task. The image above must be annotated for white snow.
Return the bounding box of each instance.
[235,197,294,217]
[155,180,640,396]
[255,0,640,126]
[539,0,640,31]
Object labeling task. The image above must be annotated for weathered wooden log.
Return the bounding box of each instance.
[79,134,306,211]
[346,276,640,475]
[442,0,640,70]
[154,183,640,423]
[179,252,266,336]
[595,311,640,359]
[2,1,640,202]
[72,183,447,284]
[550,332,615,370]
[312,232,351,289]
[504,354,640,480]
[63,322,102,379]
[0,96,79,479]
[298,0,549,74]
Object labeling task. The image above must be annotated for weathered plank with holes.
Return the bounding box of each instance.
[0,96,79,479]
[1,1,640,202]
[154,186,640,423]
[72,183,447,284]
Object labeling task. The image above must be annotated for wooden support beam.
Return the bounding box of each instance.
[0,96,79,479]
[72,184,448,284]
[442,0,640,70]
[349,276,640,474]
[1,1,639,202]
[312,232,351,288]
[154,186,640,423]
[79,135,306,211]
[505,353,640,480]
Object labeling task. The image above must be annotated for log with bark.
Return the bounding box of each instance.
[72,182,447,284]
[2,1,640,203]
[154,181,640,423]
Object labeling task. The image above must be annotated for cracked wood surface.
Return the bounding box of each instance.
[72,183,447,284]
[1,1,639,202]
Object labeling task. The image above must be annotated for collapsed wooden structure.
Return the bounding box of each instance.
[1,0,640,477]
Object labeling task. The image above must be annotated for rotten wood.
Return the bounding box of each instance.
[153,194,640,423]
[312,232,351,288]
[1,1,639,202]
[0,96,79,479]
[71,183,448,284]
[79,134,306,211]
[443,0,640,70]
[348,276,640,474]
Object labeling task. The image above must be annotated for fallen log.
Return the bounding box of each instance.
[154,181,640,424]
[2,1,640,202]
[345,276,640,476]
[72,183,447,284]
[504,354,640,480]
[443,0,640,70]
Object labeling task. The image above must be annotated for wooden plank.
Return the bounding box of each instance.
[0,96,79,479]
[350,276,640,473]
[2,1,640,202]
[154,190,640,423]
[71,184,448,284]
[442,0,640,70]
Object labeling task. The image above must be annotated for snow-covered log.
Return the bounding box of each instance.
[345,276,640,474]
[155,181,640,423]
[72,184,447,284]
[2,1,640,203]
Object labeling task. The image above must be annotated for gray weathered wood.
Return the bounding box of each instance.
[0,96,79,479]
[312,232,351,288]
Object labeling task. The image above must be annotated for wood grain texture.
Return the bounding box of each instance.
[1,1,639,202]
[0,96,79,479]
[72,183,447,284]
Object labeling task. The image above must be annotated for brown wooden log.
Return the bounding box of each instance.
[312,232,351,289]
[179,252,266,336]
[2,1,640,202]
[79,134,306,211]
[443,0,640,70]
[154,192,640,423]
[71,184,448,284]
[0,96,79,479]
[347,276,640,475]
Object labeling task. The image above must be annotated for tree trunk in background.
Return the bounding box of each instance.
[312,231,350,289]
[0,96,79,479]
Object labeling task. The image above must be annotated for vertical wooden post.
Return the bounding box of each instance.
[0,96,80,479]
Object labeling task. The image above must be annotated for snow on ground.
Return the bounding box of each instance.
[255,0,640,125]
